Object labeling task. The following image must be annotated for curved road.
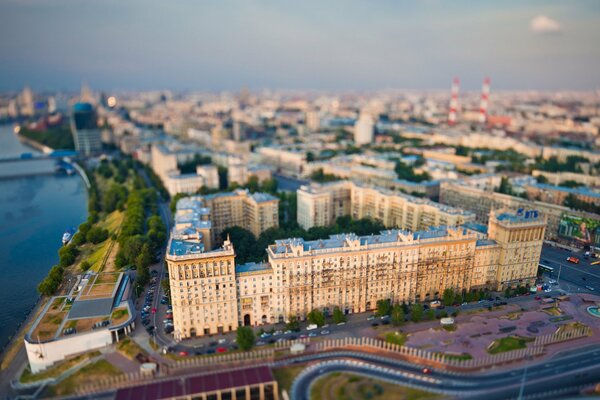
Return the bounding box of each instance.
[289,346,600,399]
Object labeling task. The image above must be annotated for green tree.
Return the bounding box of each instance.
[80,261,92,271]
[497,176,513,195]
[411,303,424,322]
[391,304,405,326]
[261,178,278,194]
[426,309,436,321]
[136,244,153,270]
[286,315,300,331]
[169,193,188,213]
[307,309,325,327]
[236,326,255,351]
[246,176,260,193]
[442,288,455,307]
[332,307,346,324]
[86,227,109,244]
[376,299,392,317]
[58,245,78,268]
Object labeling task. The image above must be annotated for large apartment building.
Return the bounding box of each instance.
[174,190,278,251]
[201,190,279,238]
[167,206,544,339]
[439,181,599,241]
[297,181,474,231]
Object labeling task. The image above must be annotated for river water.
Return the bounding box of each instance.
[0,125,87,350]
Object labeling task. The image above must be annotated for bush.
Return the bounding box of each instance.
[86,227,109,244]
[71,232,86,246]
[236,326,255,351]
[307,309,325,327]
[332,307,346,324]
[58,245,78,268]
[80,261,92,271]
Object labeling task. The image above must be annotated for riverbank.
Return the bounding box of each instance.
[0,125,89,377]
[15,131,53,153]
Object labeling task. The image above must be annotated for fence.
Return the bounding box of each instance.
[77,326,591,395]
[533,326,590,346]
[273,337,311,350]
[314,326,590,370]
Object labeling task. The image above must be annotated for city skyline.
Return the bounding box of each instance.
[0,1,599,92]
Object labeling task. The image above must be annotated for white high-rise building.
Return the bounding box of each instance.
[354,112,374,145]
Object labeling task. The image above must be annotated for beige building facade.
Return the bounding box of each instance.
[168,208,545,339]
[298,181,474,231]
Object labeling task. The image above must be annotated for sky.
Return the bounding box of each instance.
[0,0,599,92]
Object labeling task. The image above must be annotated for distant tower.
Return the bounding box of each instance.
[354,112,374,145]
[80,82,94,104]
[447,77,460,125]
[479,77,491,124]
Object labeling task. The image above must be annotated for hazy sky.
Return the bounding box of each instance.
[0,0,599,91]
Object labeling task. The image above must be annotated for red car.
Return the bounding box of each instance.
[534,296,541,300]
[422,368,432,374]
[216,347,228,353]
[178,351,188,356]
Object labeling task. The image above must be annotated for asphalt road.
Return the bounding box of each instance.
[290,345,600,399]
[540,245,600,293]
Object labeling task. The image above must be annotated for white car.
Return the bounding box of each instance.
[306,324,318,330]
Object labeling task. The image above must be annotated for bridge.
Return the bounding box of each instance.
[0,151,89,188]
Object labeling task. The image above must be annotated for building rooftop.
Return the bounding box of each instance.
[532,183,600,200]
[270,226,474,255]
[115,365,275,400]
[495,208,543,224]
[168,239,205,256]
[463,222,489,235]
[250,192,278,203]
[476,238,498,247]
[235,262,271,274]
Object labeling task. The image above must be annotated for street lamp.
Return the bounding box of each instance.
[518,364,528,399]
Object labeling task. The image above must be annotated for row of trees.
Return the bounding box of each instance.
[114,189,165,288]
[222,216,386,264]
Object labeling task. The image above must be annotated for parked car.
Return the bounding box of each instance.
[320,330,331,335]
[306,324,318,331]
[308,332,317,337]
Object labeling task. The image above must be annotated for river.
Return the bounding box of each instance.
[0,125,87,351]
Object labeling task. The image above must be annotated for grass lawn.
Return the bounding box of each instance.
[487,336,533,354]
[47,359,122,397]
[272,365,305,394]
[310,373,442,400]
[436,352,472,361]
[73,210,124,272]
[116,338,146,360]
[20,351,101,383]
[382,331,408,346]
[542,307,563,316]
[111,308,129,325]
[555,322,589,335]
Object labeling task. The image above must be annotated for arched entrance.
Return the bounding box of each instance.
[243,314,251,326]
[261,315,267,324]
[190,328,197,337]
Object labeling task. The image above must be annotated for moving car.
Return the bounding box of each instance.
[567,256,580,264]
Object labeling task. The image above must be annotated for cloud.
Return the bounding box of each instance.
[530,15,562,34]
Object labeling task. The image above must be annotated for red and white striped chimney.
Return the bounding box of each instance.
[479,77,491,124]
[448,77,460,125]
